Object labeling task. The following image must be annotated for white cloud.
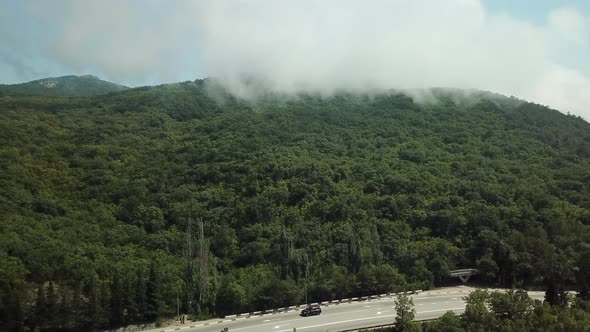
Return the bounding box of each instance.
[24,0,200,84]
[192,0,590,119]
[4,0,589,118]
[532,65,590,114]
[548,7,589,46]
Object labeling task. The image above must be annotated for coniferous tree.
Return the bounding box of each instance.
[121,274,138,325]
[84,279,101,330]
[46,281,58,328]
[71,284,82,329]
[196,218,209,314]
[58,287,72,329]
[31,285,47,330]
[0,286,24,332]
[146,263,161,322]
[135,270,148,323]
[110,273,123,328]
[99,280,112,328]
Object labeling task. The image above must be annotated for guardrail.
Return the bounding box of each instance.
[338,318,437,332]
[222,289,423,320]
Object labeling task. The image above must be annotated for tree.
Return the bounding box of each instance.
[0,254,26,331]
[476,253,499,284]
[46,281,58,328]
[58,287,72,329]
[135,270,148,323]
[575,244,590,299]
[84,278,102,330]
[489,290,533,323]
[99,280,112,328]
[110,273,124,328]
[146,263,161,322]
[216,276,246,315]
[545,282,567,307]
[394,293,421,332]
[134,205,165,232]
[254,277,301,310]
[413,260,433,290]
[0,286,24,332]
[123,274,138,325]
[461,290,495,332]
[423,311,464,332]
[31,285,47,330]
[71,284,83,329]
[196,218,210,314]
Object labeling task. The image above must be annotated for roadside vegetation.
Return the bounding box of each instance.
[422,290,590,332]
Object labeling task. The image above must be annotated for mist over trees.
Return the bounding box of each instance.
[1,80,590,330]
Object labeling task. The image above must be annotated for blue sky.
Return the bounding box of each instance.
[0,0,589,117]
[485,0,589,22]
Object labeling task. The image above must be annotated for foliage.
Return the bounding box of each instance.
[423,290,590,332]
[1,80,590,330]
[394,293,421,331]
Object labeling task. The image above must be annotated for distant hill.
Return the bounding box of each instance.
[0,75,129,97]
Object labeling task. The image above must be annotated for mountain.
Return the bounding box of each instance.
[0,74,129,97]
[1,80,590,330]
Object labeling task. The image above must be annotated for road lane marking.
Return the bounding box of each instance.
[175,300,465,332]
[225,309,371,331]
[155,288,534,332]
[276,314,397,332]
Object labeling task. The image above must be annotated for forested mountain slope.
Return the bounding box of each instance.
[1,79,589,330]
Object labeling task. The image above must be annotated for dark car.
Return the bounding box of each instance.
[300,305,322,317]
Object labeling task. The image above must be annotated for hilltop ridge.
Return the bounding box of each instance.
[0,75,129,97]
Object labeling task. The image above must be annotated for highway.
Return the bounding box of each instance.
[148,286,545,332]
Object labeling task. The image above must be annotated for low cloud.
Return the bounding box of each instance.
[21,0,200,85]
[193,0,590,118]
[2,0,589,118]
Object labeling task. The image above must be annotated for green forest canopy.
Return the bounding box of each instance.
[1,79,590,330]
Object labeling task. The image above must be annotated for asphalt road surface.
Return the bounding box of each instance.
[149,286,545,332]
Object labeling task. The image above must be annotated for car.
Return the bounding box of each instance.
[300,305,322,317]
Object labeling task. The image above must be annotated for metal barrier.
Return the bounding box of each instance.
[223,289,424,319]
[338,319,437,332]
